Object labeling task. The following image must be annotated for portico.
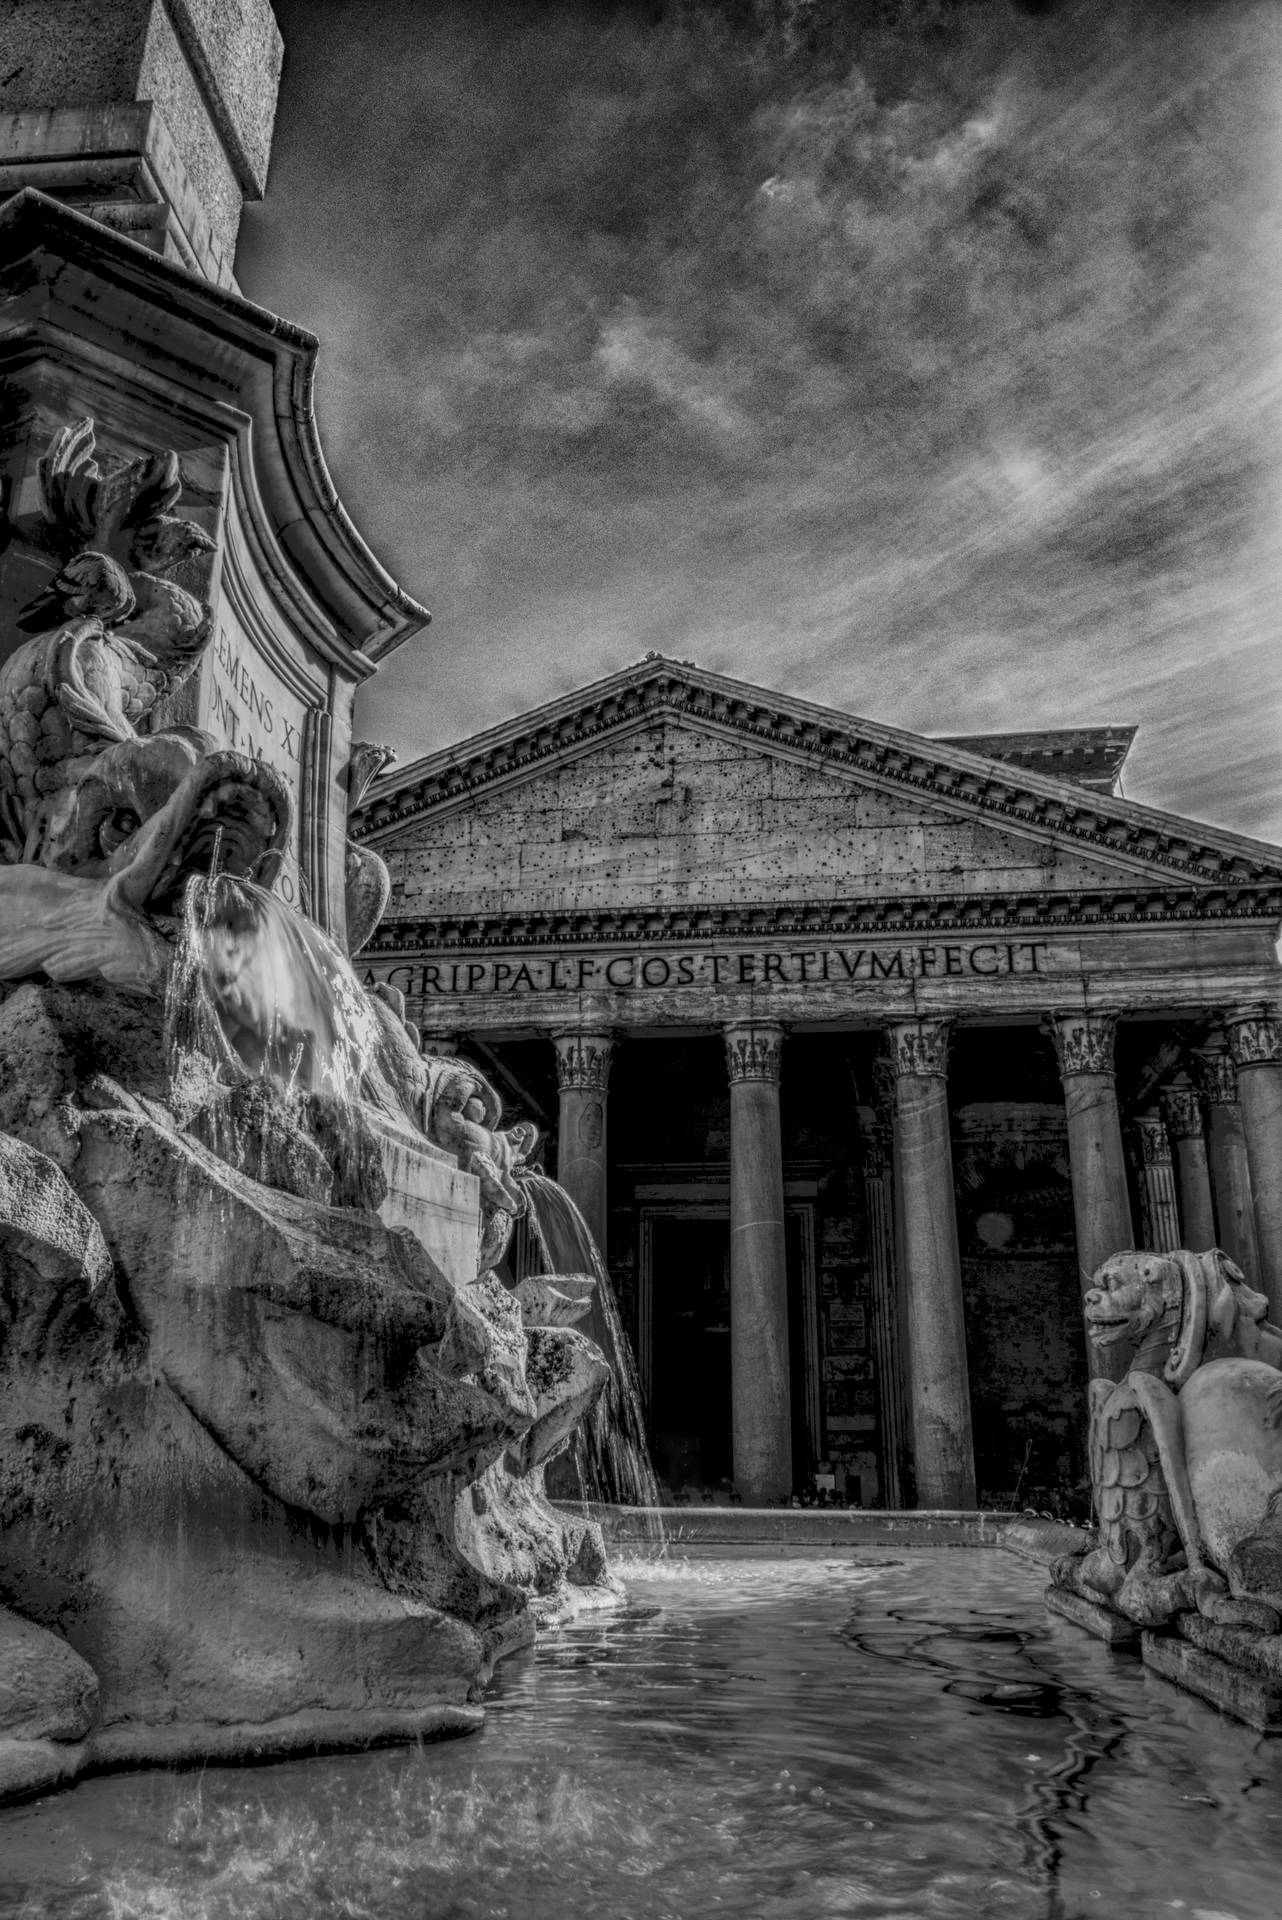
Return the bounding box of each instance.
[353,658,1282,1506]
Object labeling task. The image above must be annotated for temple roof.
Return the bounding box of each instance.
[937,727,1136,795]
[355,654,1282,907]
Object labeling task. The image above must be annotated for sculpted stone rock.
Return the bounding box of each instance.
[0,428,619,1790]
[73,1109,536,1521]
[0,1607,99,1745]
[513,1273,597,1328]
[1054,1248,1282,1630]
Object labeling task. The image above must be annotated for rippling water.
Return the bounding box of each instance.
[2,1548,1279,1920]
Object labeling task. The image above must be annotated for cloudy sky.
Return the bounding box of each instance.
[242,0,1282,840]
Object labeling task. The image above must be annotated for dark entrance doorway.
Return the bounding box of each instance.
[641,1205,821,1498]
[646,1216,733,1492]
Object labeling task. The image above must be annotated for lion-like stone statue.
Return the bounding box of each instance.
[1054,1248,1282,1630]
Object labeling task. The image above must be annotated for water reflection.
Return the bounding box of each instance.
[2,1549,1279,1919]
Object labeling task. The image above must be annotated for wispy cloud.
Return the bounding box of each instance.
[245,0,1282,838]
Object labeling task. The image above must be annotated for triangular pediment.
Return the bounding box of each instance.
[353,658,1282,930]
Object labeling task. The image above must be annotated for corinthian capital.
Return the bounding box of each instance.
[1048,1009,1119,1078]
[1133,1111,1173,1167]
[1226,1006,1282,1069]
[1160,1084,1203,1142]
[1191,1038,1238,1108]
[884,1016,952,1080]
[723,1021,785,1085]
[553,1029,614,1093]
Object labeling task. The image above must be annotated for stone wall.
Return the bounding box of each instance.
[385,720,1141,919]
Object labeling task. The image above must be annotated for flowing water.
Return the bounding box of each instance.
[519,1170,662,1511]
[3,1546,1279,1920]
[167,875,379,1102]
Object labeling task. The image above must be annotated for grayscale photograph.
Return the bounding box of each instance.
[0,1,1280,1915]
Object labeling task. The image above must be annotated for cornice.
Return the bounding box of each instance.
[362,886,1282,957]
[352,657,1282,892]
[0,190,429,664]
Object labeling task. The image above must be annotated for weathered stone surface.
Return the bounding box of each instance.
[0,0,283,278]
[513,1273,596,1327]
[0,1082,613,1762]
[891,1024,976,1509]
[0,1735,89,1806]
[1174,1609,1282,1683]
[383,721,1153,921]
[516,1327,614,1474]
[453,1461,620,1618]
[1142,1630,1282,1733]
[0,980,172,1170]
[726,1033,792,1506]
[1066,1249,1282,1629]
[1000,1520,1092,1568]
[0,1128,111,1290]
[1044,1583,1141,1647]
[71,1109,536,1521]
[0,1608,99,1743]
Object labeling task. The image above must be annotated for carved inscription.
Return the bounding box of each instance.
[199,623,314,907]
[366,940,1052,998]
[207,628,303,765]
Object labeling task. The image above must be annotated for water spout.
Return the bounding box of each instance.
[517,1170,661,1513]
[168,873,379,1101]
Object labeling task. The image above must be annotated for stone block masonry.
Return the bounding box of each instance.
[0,0,283,282]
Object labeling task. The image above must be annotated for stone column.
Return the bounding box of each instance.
[1226,1008,1282,1309]
[1132,1112,1181,1254]
[863,1126,906,1510]
[724,1022,792,1506]
[885,1017,975,1509]
[1049,1010,1133,1379]
[1161,1084,1217,1252]
[552,1030,614,1260]
[1192,1037,1260,1281]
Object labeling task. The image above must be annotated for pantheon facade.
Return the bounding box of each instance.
[352,657,1282,1510]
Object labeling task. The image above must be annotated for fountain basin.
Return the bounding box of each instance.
[3,1542,1280,1919]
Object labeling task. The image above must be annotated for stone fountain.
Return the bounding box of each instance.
[0,37,621,1787]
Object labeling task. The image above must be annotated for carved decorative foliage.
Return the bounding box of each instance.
[1049,1009,1119,1077]
[723,1022,785,1085]
[553,1030,614,1093]
[1227,1008,1282,1069]
[885,1017,952,1079]
[1160,1086,1203,1142]
[1134,1112,1173,1167]
[1191,1043,1238,1108]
